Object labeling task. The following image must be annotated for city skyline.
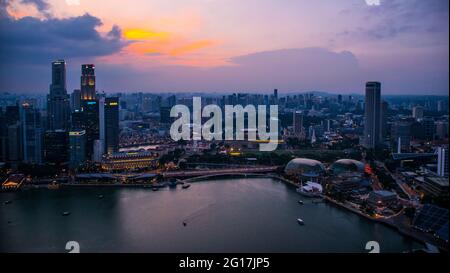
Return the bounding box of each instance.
[0,0,449,256]
[0,0,448,94]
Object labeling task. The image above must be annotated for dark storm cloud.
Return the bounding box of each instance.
[0,2,127,64]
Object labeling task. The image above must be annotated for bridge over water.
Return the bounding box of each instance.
[162,166,279,179]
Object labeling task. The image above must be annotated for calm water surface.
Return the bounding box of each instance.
[0,178,422,252]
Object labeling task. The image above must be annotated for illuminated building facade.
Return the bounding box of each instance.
[81,64,96,100]
[69,130,86,168]
[80,99,99,159]
[101,151,159,171]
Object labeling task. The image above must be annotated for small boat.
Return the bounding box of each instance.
[298,200,304,205]
[98,194,104,199]
[297,218,304,225]
[62,211,71,216]
[182,184,191,189]
[4,200,12,205]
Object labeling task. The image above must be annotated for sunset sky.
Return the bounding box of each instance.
[0,0,448,94]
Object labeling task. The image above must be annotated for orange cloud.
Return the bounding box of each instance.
[124,29,170,41]
[169,40,217,56]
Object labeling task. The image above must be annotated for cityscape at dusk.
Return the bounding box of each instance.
[0,0,449,263]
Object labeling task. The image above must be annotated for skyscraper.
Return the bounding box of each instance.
[363,82,382,149]
[47,60,70,130]
[44,130,69,166]
[293,111,303,136]
[76,64,100,160]
[1,105,21,164]
[7,122,22,165]
[69,130,86,169]
[81,64,96,100]
[437,147,448,177]
[104,97,119,154]
[80,99,99,160]
[99,95,105,155]
[422,117,435,141]
[71,89,81,111]
[20,101,42,164]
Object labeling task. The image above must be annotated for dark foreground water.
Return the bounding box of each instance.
[0,178,422,253]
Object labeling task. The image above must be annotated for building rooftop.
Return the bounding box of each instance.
[372,190,397,197]
[425,176,449,187]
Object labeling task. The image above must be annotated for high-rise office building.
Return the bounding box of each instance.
[44,130,69,166]
[1,105,21,163]
[69,130,86,168]
[93,139,103,163]
[47,60,70,130]
[71,89,81,111]
[71,64,100,160]
[80,99,99,160]
[7,122,22,165]
[435,121,449,139]
[293,111,303,136]
[381,100,389,138]
[104,97,119,154]
[363,82,382,149]
[422,117,435,141]
[99,96,105,154]
[437,147,448,177]
[20,101,42,164]
[81,64,96,100]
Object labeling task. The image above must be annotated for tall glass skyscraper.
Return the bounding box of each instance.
[104,97,119,154]
[47,60,70,130]
[20,101,42,164]
[81,64,96,100]
[363,82,382,149]
[69,130,86,169]
[43,130,69,166]
[80,99,99,160]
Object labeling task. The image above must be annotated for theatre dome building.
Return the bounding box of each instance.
[284,158,325,182]
[330,159,365,175]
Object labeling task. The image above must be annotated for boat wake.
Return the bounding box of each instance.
[182,203,217,225]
